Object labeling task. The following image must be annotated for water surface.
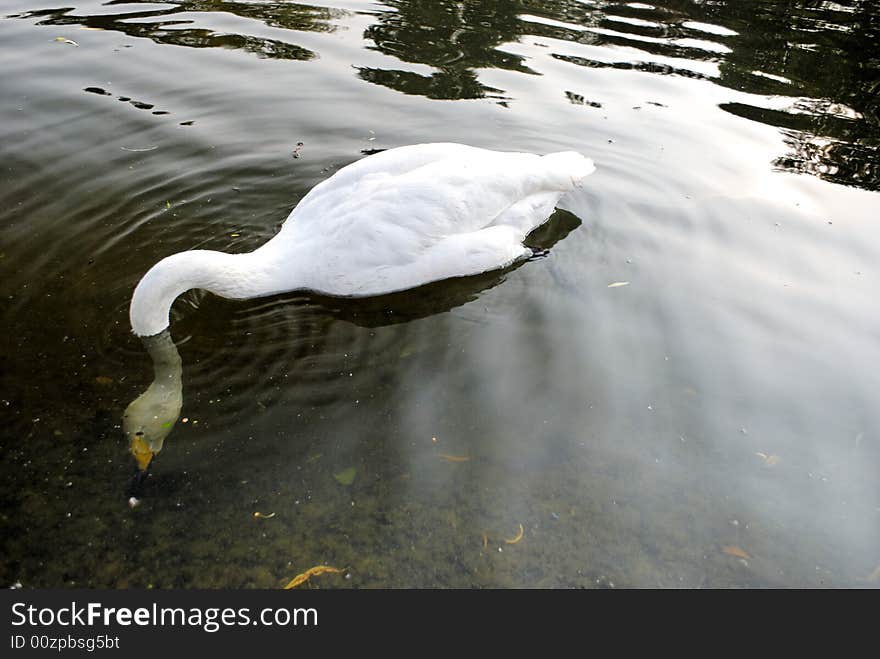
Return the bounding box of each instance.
[1,0,879,588]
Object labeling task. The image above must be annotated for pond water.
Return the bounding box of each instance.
[1,0,878,588]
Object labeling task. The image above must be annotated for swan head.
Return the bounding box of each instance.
[123,381,182,471]
[123,329,184,501]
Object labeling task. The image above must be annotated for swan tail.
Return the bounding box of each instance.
[542,151,596,188]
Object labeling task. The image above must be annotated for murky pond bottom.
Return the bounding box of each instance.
[1,0,879,588]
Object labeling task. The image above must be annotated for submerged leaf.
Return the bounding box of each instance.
[333,467,357,485]
[283,565,342,589]
[722,545,750,559]
[438,454,470,463]
[607,281,630,288]
[253,511,276,519]
[504,523,525,544]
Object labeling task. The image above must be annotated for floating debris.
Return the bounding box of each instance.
[283,565,342,589]
[292,142,304,158]
[53,37,78,46]
[722,545,750,560]
[438,454,470,463]
[253,511,276,519]
[120,145,158,152]
[128,497,141,509]
[504,523,524,545]
[607,281,630,288]
[333,467,357,485]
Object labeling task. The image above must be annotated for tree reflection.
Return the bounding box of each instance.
[705,0,879,191]
[542,0,878,191]
[11,0,347,61]
[12,0,878,190]
[359,0,534,100]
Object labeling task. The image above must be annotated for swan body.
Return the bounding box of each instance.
[130,143,595,336]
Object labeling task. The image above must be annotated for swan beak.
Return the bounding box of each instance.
[130,434,155,472]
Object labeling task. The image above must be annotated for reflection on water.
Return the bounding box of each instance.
[1,0,879,588]
[360,0,532,100]
[9,0,877,188]
[10,0,347,60]
[356,0,879,189]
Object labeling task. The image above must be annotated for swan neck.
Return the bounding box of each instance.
[143,329,182,375]
[124,329,184,468]
[130,250,268,337]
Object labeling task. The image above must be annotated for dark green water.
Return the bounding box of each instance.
[1,0,878,588]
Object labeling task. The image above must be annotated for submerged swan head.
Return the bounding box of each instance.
[123,330,183,476]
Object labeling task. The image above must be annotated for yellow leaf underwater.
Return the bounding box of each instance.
[722,545,750,560]
[253,512,276,519]
[607,281,630,288]
[504,523,524,545]
[438,454,470,462]
[283,566,342,590]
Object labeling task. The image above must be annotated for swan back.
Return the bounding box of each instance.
[267,144,594,295]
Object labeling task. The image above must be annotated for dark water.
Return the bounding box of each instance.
[1,0,878,588]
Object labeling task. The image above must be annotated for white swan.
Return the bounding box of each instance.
[123,143,594,484]
[129,143,595,337]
